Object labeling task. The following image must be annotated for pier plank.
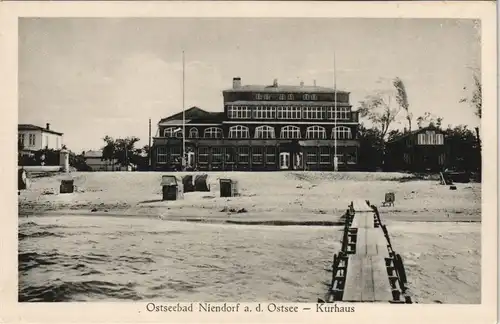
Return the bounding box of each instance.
[356,228,367,255]
[343,255,364,301]
[343,255,393,302]
[351,212,374,229]
[366,228,389,256]
[353,200,372,212]
[372,256,393,301]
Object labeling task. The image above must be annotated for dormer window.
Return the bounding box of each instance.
[263,94,271,100]
[303,94,310,100]
[287,94,294,100]
[279,94,286,100]
[311,94,318,100]
[255,93,263,100]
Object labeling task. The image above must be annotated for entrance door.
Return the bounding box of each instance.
[187,152,195,169]
[279,152,290,170]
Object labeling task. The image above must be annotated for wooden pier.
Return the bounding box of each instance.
[320,200,412,304]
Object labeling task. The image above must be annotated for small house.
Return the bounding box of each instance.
[385,126,447,172]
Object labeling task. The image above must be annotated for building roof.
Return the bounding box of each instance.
[386,126,443,144]
[83,150,103,158]
[158,107,225,125]
[225,100,352,107]
[18,124,63,136]
[223,84,350,94]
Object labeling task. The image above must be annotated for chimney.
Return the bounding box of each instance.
[232,77,241,89]
[46,123,50,130]
[313,80,316,86]
[300,81,304,87]
[273,78,278,87]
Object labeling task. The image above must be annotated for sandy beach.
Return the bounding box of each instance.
[18,171,481,303]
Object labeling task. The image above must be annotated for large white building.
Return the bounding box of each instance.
[18,123,63,152]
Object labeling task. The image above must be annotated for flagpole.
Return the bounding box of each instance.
[333,52,338,172]
[182,50,186,170]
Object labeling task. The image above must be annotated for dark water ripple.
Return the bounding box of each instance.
[18,215,224,302]
[18,215,336,302]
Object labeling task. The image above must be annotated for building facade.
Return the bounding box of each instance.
[152,77,360,171]
[18,123,64,153]
[385,126,447,172]
[83,150,133,171]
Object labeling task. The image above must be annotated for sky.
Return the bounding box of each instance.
[18,18,481,152]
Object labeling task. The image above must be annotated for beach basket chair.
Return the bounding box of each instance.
[382,192,395,207]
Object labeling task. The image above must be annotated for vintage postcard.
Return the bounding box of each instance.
[0,1,497,323]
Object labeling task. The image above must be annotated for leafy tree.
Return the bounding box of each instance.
[101,136,140,166]
[357,124,385,171]
[416,112,443,129]
[69,151,91,171]
[387,129,405,142]
[393,77,412,132]
[443,125,481,172]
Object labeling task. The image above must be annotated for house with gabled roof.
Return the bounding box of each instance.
[18,123,64,153]
[385,126,447,172]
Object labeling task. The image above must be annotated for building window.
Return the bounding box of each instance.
[225,147,236,164]
[346,151,357,164]
[164,127,181,138]
[319,146,330,164]
[332,126,352,140]
[305,147,317,164]
[211,147,223,164]
[279,94,286,100]
[253,106,276,119]
[157,146,167,163]
[328,107,350,120]
[19,134,25,146]
[303,94,310,100]
[306,126,326,139]
[228,105,251,119]
[333,154,345,164]
[255,93,263,100]
[255,125,276,139]
[436,134,444,145]
[263,94,271,100]
[237,147,249,164]
[277,106,301,119]
[168,146,181,163]
[198,147,209,164]
[266,147,276,164]
[280,125,301,139]
[204,127,223,139]
[302,107,323,119]
[417,131,444,145]
[229,125,250,139]
[311,94,318,100]
[403,153,410,164]
[29,134,36,146]
[438,153,445,165]
[252,147,264,164]
[189,128,199,138]
[287,94,294,100]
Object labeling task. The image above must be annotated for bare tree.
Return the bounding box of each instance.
[460,70,482,119]
[393,77,412,132]
[358,92,401,141]
[459,69,482,154]
[358,90,401,167]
